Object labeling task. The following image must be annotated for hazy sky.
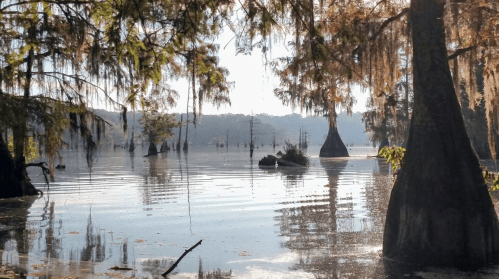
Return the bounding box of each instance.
[170,29,369,116]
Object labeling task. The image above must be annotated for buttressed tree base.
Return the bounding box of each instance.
[383,0,499,269]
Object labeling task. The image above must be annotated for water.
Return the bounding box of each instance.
[1,145,498,278]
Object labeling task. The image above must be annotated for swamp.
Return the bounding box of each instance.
[1,145,499,278]
[3,0,499,277]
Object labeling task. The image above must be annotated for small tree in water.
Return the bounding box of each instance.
[140,111,178,156]
[138,87,179,156]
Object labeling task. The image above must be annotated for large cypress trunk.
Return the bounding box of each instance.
[0,44,40,199]
[0,135,39,199]
[319,104,349,157]
[382,0,499,269]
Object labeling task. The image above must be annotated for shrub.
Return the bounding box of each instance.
[378,146,406,171]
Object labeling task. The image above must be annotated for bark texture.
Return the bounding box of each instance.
[0,136,40,199]
[383,0,499,269]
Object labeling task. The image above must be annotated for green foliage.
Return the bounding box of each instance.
[483,168,499,192]
[0,0,234,182]
[139,111,179,145]
[8,136,39,163]
[378,146,406,171]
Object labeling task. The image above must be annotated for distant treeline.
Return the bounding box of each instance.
[92,109,369,147]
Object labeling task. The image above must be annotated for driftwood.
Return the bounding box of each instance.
[109,266,133,271]
[162,240,202,277]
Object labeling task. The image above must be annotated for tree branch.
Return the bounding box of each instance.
[161,240,202,277]
[448,46,476,60]
[26,162,50,187]
[369,8,409,41]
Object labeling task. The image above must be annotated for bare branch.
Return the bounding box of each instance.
[26,162,50,187]
[448,46,476,60]
[369,8,410,41]
[161,240,202,277]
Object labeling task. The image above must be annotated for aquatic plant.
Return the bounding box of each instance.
[378,146,406,171]
[483,167,499,192]
[281,141,309,166]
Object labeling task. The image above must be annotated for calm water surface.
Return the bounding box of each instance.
[1,145,499,278]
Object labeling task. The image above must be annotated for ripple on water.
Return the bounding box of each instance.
[4,146,496,278]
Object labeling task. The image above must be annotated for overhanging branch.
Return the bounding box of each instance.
[369,8,410,41]
[26,162,50,187]
[448,46,476,60]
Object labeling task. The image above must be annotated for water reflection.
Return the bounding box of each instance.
[184,151,193,235]
[0,196,38,268]
[129,151,135,171]
[259,165,307,189]
[41,198,62,260]
[275,158,394,278]
[79,209,106,263]
[142,154,176,205]
[9,147,493,278]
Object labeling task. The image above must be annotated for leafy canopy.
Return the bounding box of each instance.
[0,0,234,165]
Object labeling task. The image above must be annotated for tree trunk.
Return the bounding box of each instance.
[1,42,40,199]
[383,0,499,269]
[378,118,390,154]
[160,140,170,152]
[377,136,389,154]
[319,103,349,157]
[147,139,158,156]
[0,135,39,199]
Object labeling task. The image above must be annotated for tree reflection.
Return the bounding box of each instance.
[141,154,177,205]
[42,198,62,260]
[364,159,394,237]
[0,196,38,267]
[139,258,176,275]
[275,158,393,278]
[129,151,135,171]
[197,258,233,279]
[258,166,307,189]
[79,208,106,262]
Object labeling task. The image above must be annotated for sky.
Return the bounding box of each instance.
[169,28,369,117]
